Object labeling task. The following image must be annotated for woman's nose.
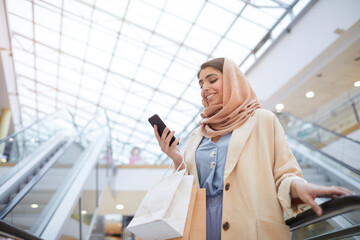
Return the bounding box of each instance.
[202,83,209,91]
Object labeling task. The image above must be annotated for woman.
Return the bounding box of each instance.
[154,58,352,239]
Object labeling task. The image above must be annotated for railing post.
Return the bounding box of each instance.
[350,100,360,123]
[79,198,83,240]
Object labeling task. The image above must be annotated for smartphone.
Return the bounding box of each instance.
[148,114,178,146]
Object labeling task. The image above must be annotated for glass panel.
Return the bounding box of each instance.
[226,17,267,49]
[92,8,122,32]
[61,16,90,44]
[209,0,245,15]
[126,0,161,31]
[149,34,179,57]
[242,4,277,29]
[88,27,117,54]
[196,3,236,36]
[0,110,76,183]
[277,112,360,170]
[34,4,61,32]
[165,0,203,22]
[61,36,87,59]
[7,0,33,20]
[213,38,250,63]
[8,15,33,39]
[184,25,221,54]
[155,12,192,42]
[135,68,163,88]
[141,51,171,76]
[95,0,128,18]
[63,0,94,20]
[115,39,145,65]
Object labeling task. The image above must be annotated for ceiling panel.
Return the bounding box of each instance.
[5,0,308,164]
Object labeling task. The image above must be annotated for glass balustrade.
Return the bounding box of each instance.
[0,109,112,239]
[276,112,360,171]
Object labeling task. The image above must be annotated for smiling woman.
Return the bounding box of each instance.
[153,58,353,240]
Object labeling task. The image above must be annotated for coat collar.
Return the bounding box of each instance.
[184,112,257,184]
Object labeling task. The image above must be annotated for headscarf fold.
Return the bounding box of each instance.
[199,58,262,138]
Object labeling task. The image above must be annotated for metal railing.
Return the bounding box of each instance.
[286,195,360,240]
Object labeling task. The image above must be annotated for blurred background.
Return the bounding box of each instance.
[0,0,359,239]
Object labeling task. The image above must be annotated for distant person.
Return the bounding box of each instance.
[129,147,142,165]
[153,58,353,239]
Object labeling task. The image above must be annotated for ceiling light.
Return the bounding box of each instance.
[81,210,87,215]
[306,91,315,98]
[354,81,360,87]
[30,138,36,143]
[9,138,14,142]
[116,204,124,210]
[275,103,284,112]
[30,204,38,209]
[1,158,6,163]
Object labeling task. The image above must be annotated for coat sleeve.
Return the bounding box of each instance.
[272,114,310,217]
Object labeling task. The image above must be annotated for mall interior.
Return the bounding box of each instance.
[0,0,359,239]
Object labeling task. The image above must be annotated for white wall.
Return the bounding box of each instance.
[113,167,167,191]
[246,0,360,102]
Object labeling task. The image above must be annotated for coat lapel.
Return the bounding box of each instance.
[224,115,256,180]
[184,128,203,186]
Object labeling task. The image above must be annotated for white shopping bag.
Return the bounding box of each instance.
[127,168,194,240]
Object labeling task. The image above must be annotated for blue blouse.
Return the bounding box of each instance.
[195,133,232,197]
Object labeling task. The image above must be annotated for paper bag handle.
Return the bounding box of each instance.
[161,158,187,180]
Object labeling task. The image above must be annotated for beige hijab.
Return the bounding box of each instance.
[199,58,262,138]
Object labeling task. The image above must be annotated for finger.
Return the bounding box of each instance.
[154,125,161,141]
[334,186,354,195]
[161,127,170,140]
[305,197,323,216]
[314,186,351,198]
[170,137,180,148]
[165,130,175,145]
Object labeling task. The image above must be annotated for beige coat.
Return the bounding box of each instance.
[184,109,306,240]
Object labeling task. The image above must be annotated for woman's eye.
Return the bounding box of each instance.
[210,79,217,84]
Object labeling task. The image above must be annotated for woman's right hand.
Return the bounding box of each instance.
[154,125,183,169]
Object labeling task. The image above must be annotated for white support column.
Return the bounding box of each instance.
[0,0,21,131]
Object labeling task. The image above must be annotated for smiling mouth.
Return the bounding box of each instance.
[206,93,215,101]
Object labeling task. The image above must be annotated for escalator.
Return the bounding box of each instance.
[0,109,113,240]
[276,112,360,239]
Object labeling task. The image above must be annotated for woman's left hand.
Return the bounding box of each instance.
[290,180,354,216]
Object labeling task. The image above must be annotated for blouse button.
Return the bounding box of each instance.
[210,161,215,169]
[210,151,216,158]
[223,221,230,231]
[225,183,230,191]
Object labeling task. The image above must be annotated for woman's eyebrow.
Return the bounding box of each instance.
[205,73,217,79]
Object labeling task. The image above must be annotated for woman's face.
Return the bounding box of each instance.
[198,67,223,106]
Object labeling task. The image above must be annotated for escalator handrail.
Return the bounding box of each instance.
[0,220,43,240]
[288,135,360,176]
[0,109,78,144]
[285,194,360,231]
[277,111,360,144]
[305,224,360,240]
